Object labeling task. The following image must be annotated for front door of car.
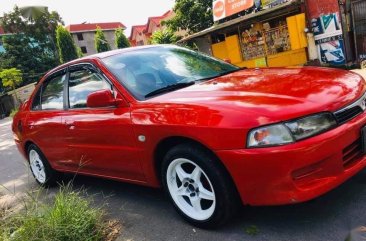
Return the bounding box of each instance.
[61,64,145,181]
[25,69,73,168]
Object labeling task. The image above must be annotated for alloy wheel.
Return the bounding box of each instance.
[166,158,216,221]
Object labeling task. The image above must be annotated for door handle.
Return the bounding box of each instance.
[64,120,75,129]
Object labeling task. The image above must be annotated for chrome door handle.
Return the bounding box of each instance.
[64,121,75,129]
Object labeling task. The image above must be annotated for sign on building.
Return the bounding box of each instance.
[213,0,293,21]
[307,0,345,66]
[213,0,254,21]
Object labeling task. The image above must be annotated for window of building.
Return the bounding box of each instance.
[77,33,84,41]
[80,46,87,54]
[32,73,66,110]
[0,37,4,53]
[68,67,111,109]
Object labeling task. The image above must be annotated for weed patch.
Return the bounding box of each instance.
[0,185,120,241]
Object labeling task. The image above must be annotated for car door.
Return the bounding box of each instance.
[25,69,72,167]
[61,63,145,181]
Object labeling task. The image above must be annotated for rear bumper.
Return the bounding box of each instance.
[14,137,27,160]
[216,112,366,206]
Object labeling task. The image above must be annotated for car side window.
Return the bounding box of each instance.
[32,74,66,110]
[68,67,111,109]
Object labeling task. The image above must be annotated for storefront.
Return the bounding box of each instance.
[351,0,366,67]
[181,0,308,68]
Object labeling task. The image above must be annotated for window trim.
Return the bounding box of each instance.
[31,68,67,112]
[66,63,114,110]
[30,62,119,112]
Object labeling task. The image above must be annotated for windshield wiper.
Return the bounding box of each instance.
[195,68,242,82]
[145,81,195,98]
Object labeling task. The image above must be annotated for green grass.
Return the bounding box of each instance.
[245,225,259,236]
[0,185,106,241]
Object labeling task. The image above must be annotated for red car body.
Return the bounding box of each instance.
[12,46,366,207]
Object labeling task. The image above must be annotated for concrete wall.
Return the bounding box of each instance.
[0,82,36,117]
[72,30,118,56]
[11,83,36,103]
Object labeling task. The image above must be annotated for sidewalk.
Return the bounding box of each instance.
[351,68,366,80]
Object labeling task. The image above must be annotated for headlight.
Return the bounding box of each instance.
[247,113,337,148]
[284,113,336,140]
[247,124,294,147]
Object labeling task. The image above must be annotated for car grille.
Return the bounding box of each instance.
[342,138,363,167]
[334,106,363,125]
[333,92,366,125]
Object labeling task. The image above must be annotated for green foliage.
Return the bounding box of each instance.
[150,29,178,44]
[164,0,213,34]
[76,47,84,58]
[95,27,111,53]
[115,27,130,49]
[178,41,199,51]
[9,107,19,117]
[0,185,105,241]
[0,68,22,89]
[0,6,63,83]
[56,25,78,63]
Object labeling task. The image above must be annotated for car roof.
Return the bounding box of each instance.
[46,44,178,78]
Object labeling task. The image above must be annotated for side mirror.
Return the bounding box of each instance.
[86,89,125,108]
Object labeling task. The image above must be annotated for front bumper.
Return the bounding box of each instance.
[216,112,366,206]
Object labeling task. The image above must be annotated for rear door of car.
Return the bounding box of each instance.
[25,68,72,167]
[61,63,145,181]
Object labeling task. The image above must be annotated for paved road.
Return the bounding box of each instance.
[1,117,366,241]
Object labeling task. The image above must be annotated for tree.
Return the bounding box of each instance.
[0,68,23,105]
[164,0,213,34]
[115,27,130,49]
[0,6,64,83]
[95,27,111,53]
[76,47,84,58]
[56,25,78,63]
[150,29,178,44]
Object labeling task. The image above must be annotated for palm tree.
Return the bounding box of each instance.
[150,29,178,44]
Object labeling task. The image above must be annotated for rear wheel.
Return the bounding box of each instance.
[162,144,239,228]
[27,144,59,187]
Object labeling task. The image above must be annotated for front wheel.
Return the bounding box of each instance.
[162,144,239,228]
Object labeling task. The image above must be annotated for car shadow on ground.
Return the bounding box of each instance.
[50,168,366,241]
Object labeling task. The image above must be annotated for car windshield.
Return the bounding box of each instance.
[102,46,239,100]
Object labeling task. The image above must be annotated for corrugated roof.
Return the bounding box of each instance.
[129,24,147,40]
[130,10,173,40]
[145,10,172,33]
[66,22,126,33]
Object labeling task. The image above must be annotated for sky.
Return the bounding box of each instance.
[1,0,176,36]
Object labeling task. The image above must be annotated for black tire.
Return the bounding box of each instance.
[27,144,60,187]
[161,143,239,228]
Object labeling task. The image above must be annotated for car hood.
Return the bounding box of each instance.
[145,67,365,127]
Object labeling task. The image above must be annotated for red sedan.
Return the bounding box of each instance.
[12,45,366,228]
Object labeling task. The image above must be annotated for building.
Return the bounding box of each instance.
[66,22,126,56]
[130,24,149,46]
[0,26,8,53]
[129,10,185,46]
[181,0,366,68]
